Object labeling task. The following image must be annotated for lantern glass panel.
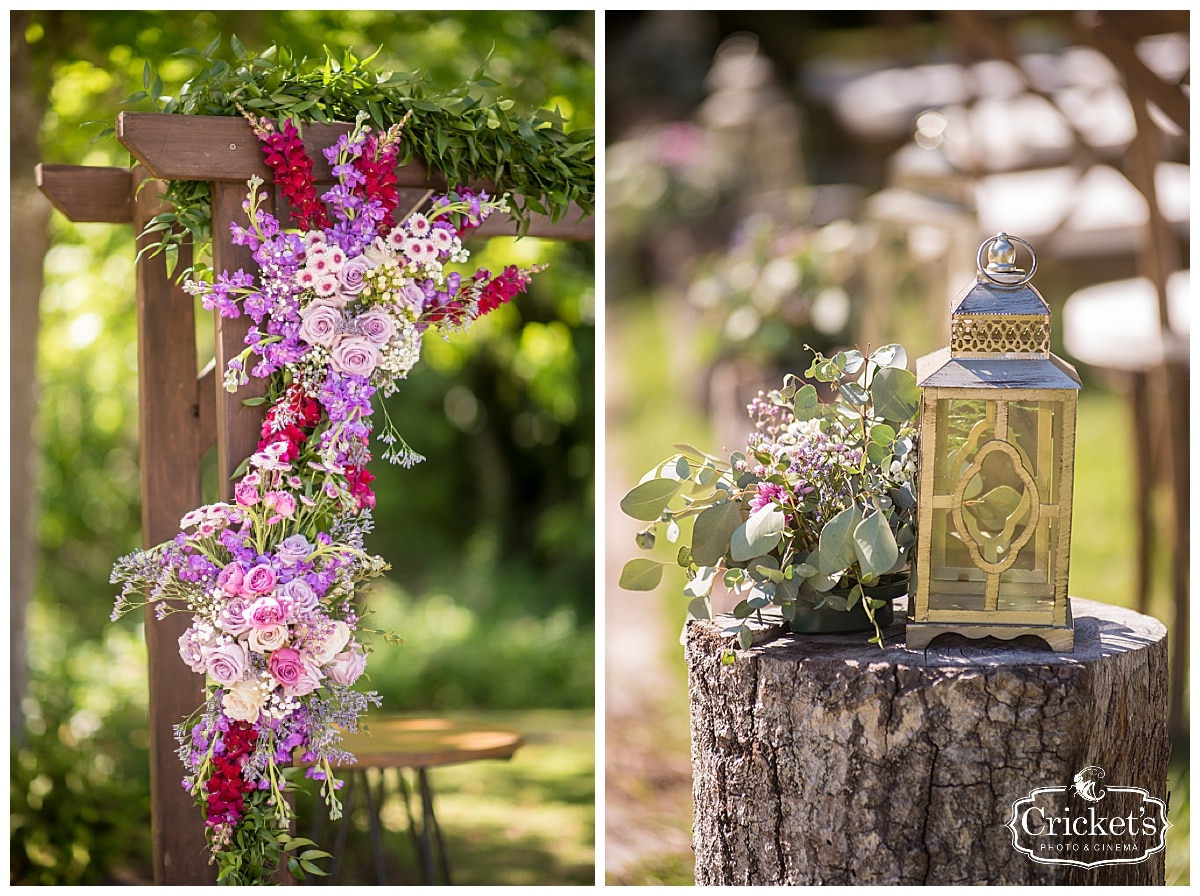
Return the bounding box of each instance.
[926,396,1065,616]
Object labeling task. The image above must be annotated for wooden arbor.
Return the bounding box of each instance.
[36,111,593,884]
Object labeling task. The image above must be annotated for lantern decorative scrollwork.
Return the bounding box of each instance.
[907,233,1080,650]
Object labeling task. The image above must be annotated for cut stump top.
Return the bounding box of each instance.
[693,596,1167,670]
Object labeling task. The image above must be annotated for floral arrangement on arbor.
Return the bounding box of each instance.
[619,345,920,652]
[111,110,538,883]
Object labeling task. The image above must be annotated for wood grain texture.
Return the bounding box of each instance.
[133,175,212,885]
[35,164,133,223]
[115,113,594,240]
[211,182,270,498]
[686,596,1170,885]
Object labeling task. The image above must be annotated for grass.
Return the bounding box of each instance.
[607,297,1189,885]
[297,709,595,886]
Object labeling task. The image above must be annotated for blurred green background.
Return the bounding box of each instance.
[11,10,595,886]
[604,11,1188,886]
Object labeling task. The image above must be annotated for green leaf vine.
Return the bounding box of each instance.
[100,36,595,276]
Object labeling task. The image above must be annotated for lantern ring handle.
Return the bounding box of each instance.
[976,234,1037,287]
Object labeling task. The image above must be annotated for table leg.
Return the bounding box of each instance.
[417,767,452,885]
[361,769,388,884]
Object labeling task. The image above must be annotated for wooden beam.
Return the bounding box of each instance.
[39,161,594,242]
[35,163,133,223]
[133,174,213,884]
[1073,11,1189,137]
[472,203,595,242]
[117,111,447,188]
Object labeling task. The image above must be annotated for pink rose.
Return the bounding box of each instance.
[326,644,367,686]
[216,563,247,597]
[244,565,277,596]
[284,657,324,697]
[264,491,296,518]
[338,256,373,296]
[246,594,286,628]
[330,336,380,378]
[234,480,259,507]
[298,299,344,347]
[267,647,304,687]
[205,641,249,686]
[356,309,396,346]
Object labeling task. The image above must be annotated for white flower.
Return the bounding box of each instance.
[245,624,289,654]
[222,678,267,724]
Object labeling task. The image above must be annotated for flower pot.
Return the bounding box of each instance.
[787,578,907,634]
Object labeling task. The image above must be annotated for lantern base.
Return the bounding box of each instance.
[905,616,1074,652]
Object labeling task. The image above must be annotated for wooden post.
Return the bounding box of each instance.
[133,173,214,884]
[686,597,1171,885]
[210,181,271,494]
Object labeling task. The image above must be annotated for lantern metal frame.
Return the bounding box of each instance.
[907,233,1080,651]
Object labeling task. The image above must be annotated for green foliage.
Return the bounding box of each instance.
[10,613,152,885]
[620,345,919,649]
[103,36,593,269]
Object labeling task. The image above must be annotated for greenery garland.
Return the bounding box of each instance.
[97,36,594,275]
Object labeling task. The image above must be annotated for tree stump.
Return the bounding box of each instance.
[686,597,1171,885]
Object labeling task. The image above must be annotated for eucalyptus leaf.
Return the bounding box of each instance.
[817,505,860,575]
[691,501,743,567]
[618,558,665,591]
[730,506,785,562]
[838,382,869,407]
[686,597,712,621]
[870,343,908,370]
[620,478,683,521]
[853,510,899,578]
[684,566,717,598]
[870,366,921,424]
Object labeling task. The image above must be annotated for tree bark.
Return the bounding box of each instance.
[686,597,1170,885]
[10,9,52,745]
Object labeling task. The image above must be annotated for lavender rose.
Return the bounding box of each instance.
[278,578,319,615]
[330,336,381,378]
[338,255,374,296]
[275,535,312,568]
[298,299,344,347]
[399,283,427,313]
[219,595,254,636]
[244,564,277,596]
[206,641,249,686]
[356,308,396,346]
[178,627,208,673]
[267,647,305,688]
[326,644,367,686]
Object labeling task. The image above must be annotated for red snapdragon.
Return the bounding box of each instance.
[243,111,330,232]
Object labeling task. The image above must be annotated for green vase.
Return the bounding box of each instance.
[787,578,907,634]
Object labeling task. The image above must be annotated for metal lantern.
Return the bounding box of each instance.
[907,233,1080,651]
